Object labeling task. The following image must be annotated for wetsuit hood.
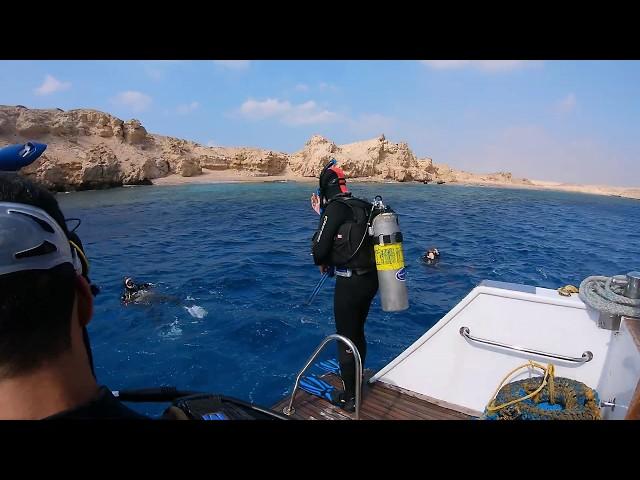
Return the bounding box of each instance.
[319,161,349,204]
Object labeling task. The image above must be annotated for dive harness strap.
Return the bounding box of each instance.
[335,267,375,277]
[375,232,403,245]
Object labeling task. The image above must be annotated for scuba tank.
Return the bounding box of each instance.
[369,196,409,312]
[311,158,409,311]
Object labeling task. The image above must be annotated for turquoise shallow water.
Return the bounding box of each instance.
[58,182,640,416]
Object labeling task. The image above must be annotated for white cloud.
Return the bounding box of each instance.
[555,93,577,114]
[142,60,186,81]
[112,91,152,112]
[238,98,339,126]
[213,60,251,70]
[240,98,292,119]
[177,101,200,115]
[34,74,71,95]
[206,140,218,147]
[420,60,536,72]
[291,82,338,94]
[284,101,339,126]
[319,82,339,92]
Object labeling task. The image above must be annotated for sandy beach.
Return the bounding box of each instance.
[151,169,307,185]
[152,168,640,200]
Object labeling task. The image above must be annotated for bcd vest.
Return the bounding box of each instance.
[327,197,377,270]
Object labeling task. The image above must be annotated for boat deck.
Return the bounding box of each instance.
[272,371,475,420]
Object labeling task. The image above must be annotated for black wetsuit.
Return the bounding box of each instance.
[45,386,149,419]
[312,197,378,400]
[121,283,152,303]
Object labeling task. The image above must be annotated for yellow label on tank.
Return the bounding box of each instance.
[374,243,404,271]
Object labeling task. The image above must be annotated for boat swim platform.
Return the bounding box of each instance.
[272,370,474,420]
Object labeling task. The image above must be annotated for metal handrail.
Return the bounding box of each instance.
[283,334,362,420]
[459,327,593,364]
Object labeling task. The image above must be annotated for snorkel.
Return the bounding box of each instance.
[0,142,47,171]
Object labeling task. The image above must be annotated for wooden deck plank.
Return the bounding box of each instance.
[367,383,470,420]
[360,388,437,420]
[328,372,469,420]
[273,372,473,420]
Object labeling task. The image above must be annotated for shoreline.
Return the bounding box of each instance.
[4,105,637,201]
[151,169,640,201]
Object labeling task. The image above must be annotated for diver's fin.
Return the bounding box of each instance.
[298,375,356,413]
[316,358,341,375]
[299,375,342,404]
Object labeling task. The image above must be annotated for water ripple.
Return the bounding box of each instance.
[60,182,640,416]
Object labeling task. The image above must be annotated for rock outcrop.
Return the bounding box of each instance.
[1,105,532,191]
[289,134,440,182]
[0,105,210,190]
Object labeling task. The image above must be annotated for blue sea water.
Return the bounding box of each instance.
[58,182,640,417]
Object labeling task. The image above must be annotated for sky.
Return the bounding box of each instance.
[1,60,639,187]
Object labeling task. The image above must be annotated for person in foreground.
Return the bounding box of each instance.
[0,173,147,419]
[310,160,379,413]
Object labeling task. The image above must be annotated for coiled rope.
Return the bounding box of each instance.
[485,361,555,413]
[579,275,640,318]
[483,361,600,420]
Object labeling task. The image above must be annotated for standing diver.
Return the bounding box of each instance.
[309,160,379,413]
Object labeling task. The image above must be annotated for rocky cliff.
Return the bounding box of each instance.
[288,134,439,182]
[0,105,529,190]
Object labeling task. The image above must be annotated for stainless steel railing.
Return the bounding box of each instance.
[459,326,593,364]
[283,334,362,419]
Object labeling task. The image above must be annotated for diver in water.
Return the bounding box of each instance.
[121,277,153,304]
[121,277,184,306]
[421,247,440,266]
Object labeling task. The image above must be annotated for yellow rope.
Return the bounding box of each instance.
[486,361,555,412]
[557,285,579,296]
[69,240,90,275]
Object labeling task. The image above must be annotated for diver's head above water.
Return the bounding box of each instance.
[422,247,440,265]
[318,159,350,206]
[123,277,153,296]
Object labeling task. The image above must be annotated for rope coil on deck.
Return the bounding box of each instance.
[579,275,640,317]
[483,361,600,420]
